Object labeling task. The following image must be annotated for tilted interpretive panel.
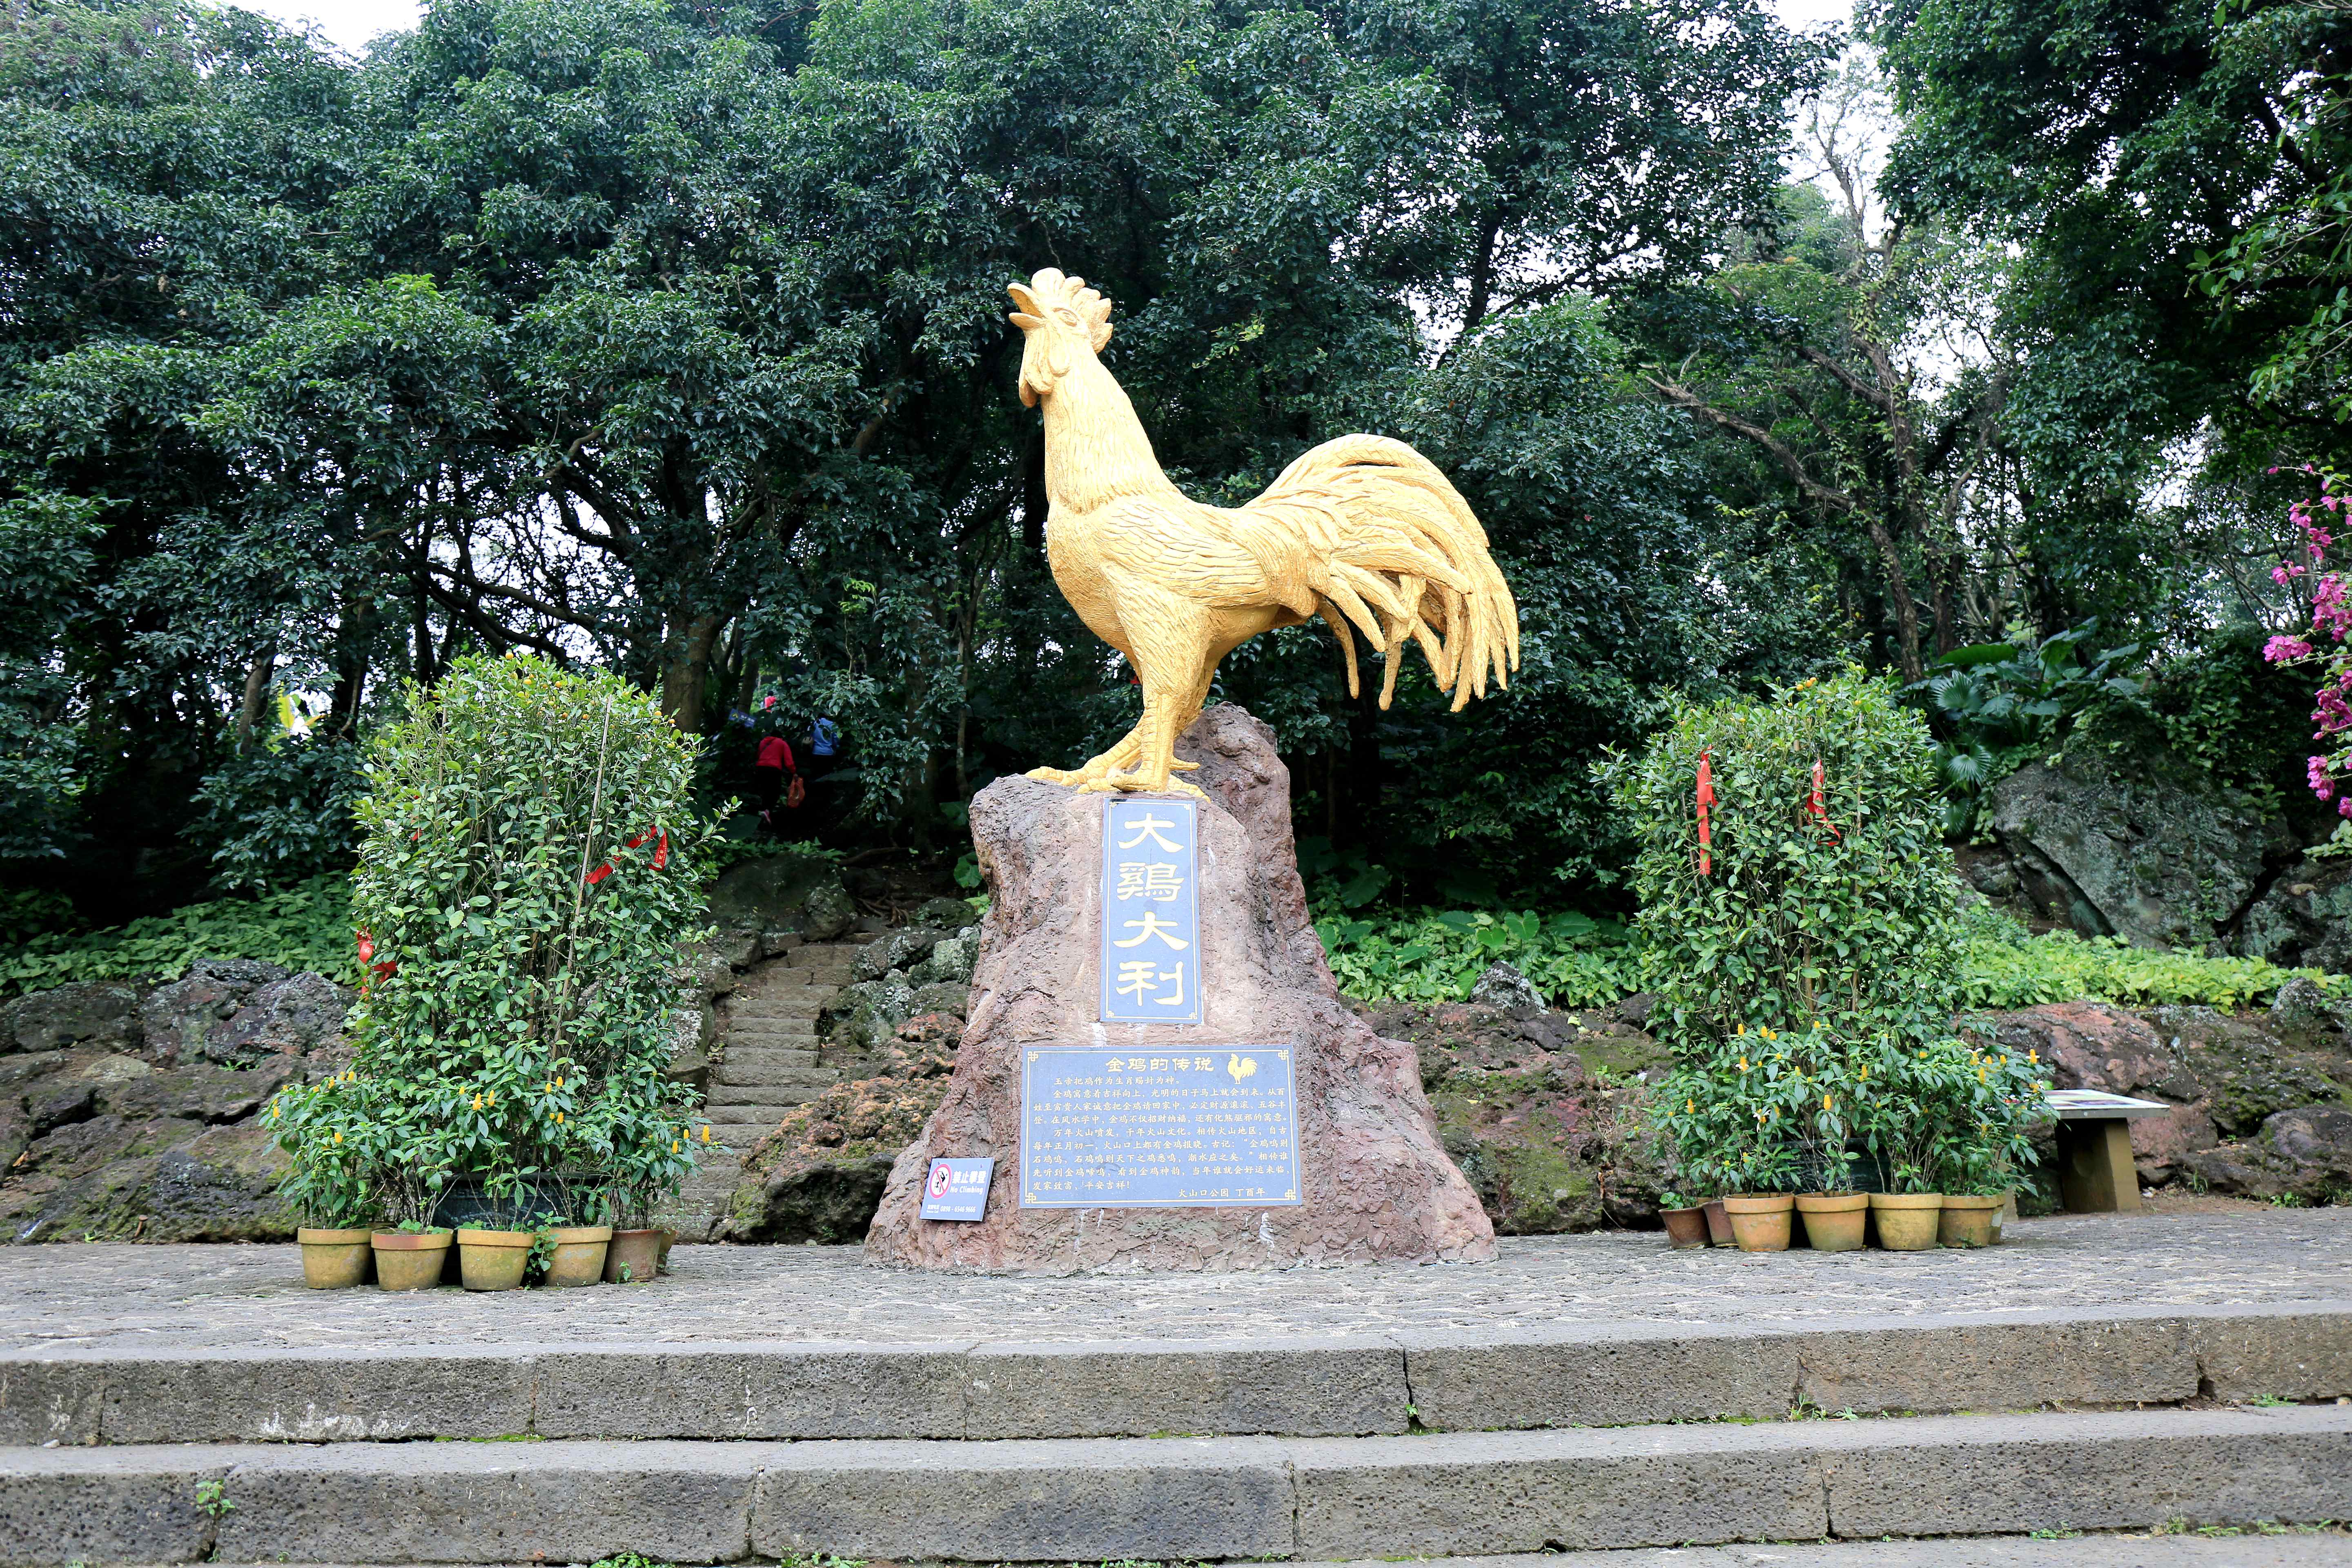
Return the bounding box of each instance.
[1018,1046,1300,1208]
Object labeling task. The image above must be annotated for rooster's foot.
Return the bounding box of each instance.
[1026,757,1198,790]
[1076,772,1209,801]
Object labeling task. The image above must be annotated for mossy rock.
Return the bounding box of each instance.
[708,852,855,940]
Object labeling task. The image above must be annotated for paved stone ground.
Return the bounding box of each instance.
[1310,1538,2352,1567]
[3,1208,2348,1352]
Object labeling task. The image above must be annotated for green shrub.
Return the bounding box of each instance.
[1312,906,1640,1009]
[192,735,365,892]
[1314,900,2338,1016]
[0,877,353,998]
[1958,906,2334,1010]
[1610,672,2048,1196]
[268,654,717,1230]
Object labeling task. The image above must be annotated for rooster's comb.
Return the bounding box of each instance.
[1008,268,1113,351]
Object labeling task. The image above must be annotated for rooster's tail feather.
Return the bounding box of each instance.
[1253,434,1519,712]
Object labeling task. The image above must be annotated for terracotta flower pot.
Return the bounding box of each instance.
[1794,1193,1869,1253]
[372,1230,452,1292]
[1937,1193,2003,1249]
[1701,1199,1734,1246]
[1721,1194,1794,1252]
[1660,1206,1710,1249]
[298,1228,373,1289]
[456,1227,534,1291]
[544,1225,612,1287]
[604,1228,662,1284]
[1870,1192,1945,1251]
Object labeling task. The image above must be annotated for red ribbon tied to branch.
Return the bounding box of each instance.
[354,928,396,986]
[1695,750,1715,876]
[1806,759,1843,842]
[585,828,669,886]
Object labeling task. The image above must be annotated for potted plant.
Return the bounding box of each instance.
[369,1117,458,1290]
[1657,1190,1709,1250]
[276,655,717,1298]
[1657,1049,1800,1252]
[1615,675,1982,1263]
[545,1220,613,1287]
[372,1222,454,1290]
[1931,1042,2052,1247]
[1792,1051,1868,1252]
[599,1099,709,1283]
[1859,1038,1952,1250]
[270,1078,379,1288]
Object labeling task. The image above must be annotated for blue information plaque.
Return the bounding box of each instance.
[1018,1046,1301,1208]
[1098,798,1201,1025]
[919,1156,995,1222]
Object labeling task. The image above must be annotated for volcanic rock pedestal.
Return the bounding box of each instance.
[863,705,1495,1272]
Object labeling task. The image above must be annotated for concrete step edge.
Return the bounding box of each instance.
[4,1302,2346,1448]
[6,1406,2347,1566]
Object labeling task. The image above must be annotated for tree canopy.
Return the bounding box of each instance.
[0,0,2335,924]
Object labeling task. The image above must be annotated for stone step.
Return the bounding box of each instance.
[6,1303,2343,1448]
[39,1542,2352,1568]
[788,964,854,987]
[701,1122,779,1149]
[728,995,825,1020]
[7,1406,2346,1564]
[710,1061,835,1088]
[789,944,866,968]
[705,1084,829,1108]
[713,1046,819,1071]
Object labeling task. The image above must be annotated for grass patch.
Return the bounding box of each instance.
[1313,901,2337,1015]
[0,875,353,998]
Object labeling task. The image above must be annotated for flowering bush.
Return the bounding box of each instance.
[1611,673,2049,1196]
[2261,464,2352,820]
[270,654,718,1229]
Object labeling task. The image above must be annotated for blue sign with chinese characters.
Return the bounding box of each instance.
[918,1156,995,1222]
[1017,1047,1301,1208]
[1098,797,1201,1024]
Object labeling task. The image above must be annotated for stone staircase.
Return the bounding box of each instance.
[3,1300,2349,1562]
[656,934,875,1238]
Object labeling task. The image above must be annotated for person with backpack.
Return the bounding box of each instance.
[753,730,801,831]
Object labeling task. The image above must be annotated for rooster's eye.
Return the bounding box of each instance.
[1056,309,1080,325]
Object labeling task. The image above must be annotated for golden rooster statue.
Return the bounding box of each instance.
[1011,269,1520,800]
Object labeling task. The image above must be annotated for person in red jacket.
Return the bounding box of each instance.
[753,732,795,829]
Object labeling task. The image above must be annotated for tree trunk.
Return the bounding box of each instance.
[234,644,276,753]
[1865,518,1924,682]
[659,611,724,733]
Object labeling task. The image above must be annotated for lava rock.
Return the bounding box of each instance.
[909,981,971,1018]
[825,974,917,1054]
[99,1059,301,1124]
[2236,858,2352,973]
[708,851,855,940]
[907,933,975,987]
[912,896,975,929]
[203,973,351,1067]
[1988,744,2298,948]
[1469,961,1544,1018]
[856,928,949,982]
[140,960,290,1064]
[5,982,142,1055]
[717,1013,964,1244]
